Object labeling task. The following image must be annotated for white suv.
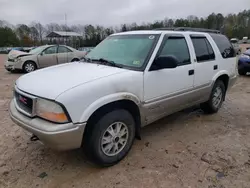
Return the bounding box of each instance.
[10,28,237,166]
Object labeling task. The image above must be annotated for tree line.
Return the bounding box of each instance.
[0,9,250,48]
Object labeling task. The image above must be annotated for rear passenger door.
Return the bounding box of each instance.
[57,46,73,64]
[190,35,217,88]
[209,34,236,76]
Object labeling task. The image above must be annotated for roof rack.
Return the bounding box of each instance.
[153,27,220,34]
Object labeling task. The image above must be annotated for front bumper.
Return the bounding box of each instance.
[4,60,23,71]
[4,61,15,71]
[9,100,86,150]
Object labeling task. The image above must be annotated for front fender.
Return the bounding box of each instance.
[79,92,141,123]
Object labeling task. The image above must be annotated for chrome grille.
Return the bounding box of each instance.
[14,87,37,117]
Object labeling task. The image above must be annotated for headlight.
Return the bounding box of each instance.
[14,57,21,62]
[35,98,70,123]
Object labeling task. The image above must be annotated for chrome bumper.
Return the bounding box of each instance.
[9,100,86,150]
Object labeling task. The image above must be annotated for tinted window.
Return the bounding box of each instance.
[191,37,215,62]
[158,37,190,66]
[58,46,72,53]
[205,39,215,59]
[210,34,235,58]
[43,46,57,55]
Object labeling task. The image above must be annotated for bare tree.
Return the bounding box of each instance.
[32,22,45,44]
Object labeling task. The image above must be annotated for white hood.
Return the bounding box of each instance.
[16,62,128,99]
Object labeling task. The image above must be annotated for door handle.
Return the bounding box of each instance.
[214,65,218,70]
[188,69,194,75]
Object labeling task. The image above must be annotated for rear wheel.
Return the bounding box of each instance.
[84,109,135,167]
[200,80,225,114]
[23,61,37,73]
[238,69,246,75]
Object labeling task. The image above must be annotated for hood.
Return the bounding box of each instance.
[16,62,128,99]
[8,50,32,60]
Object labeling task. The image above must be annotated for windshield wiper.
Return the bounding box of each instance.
[92,58,123,68]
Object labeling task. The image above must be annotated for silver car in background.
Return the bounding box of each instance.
[5,45,87,73]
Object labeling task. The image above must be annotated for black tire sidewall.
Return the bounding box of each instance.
[86,109,135,166]
[208,80,225,112]
[238,69,246,75]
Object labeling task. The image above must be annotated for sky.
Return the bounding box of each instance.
[0,0,249,26]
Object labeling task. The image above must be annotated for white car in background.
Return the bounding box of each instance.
[242,37,248,44]
[5,45,87,73]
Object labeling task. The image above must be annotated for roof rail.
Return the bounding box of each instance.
[153,27,221,34]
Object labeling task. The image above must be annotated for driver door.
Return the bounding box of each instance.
[143,34,195,123]
[38,46,58,68]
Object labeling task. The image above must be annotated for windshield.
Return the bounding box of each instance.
[29,46,47,54]
[85,34,160,70]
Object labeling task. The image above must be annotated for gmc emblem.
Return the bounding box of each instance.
[19,95,27,105]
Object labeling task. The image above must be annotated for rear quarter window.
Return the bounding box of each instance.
[210,34,236,59]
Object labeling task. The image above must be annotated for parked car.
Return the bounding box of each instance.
[9,29,237,166]
[5,45,87,73]
[243,37,248,44]
[0,47,8,54]
[232,43,241,55]
[238,49,250,75]
[230,38,238,43]
[230,38,241,55]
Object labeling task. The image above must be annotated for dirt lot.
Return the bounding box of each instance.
[0,54,250,188]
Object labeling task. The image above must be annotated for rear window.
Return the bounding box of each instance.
[210,34,235,59]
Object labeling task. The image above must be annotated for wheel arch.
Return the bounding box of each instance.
[81,94,142,142]
[22,60,38,69]
[71,57,80,62]
[212,71,229,91]
[212,71,230,100]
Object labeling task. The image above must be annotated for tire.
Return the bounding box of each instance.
[238,69,246,75]
[84,109,135,167]
[200,80,225,114]
[71,58,79,62]
[23,61,37,73]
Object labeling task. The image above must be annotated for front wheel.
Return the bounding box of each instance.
[200,80,225,114]
[84,109,135,167]
[23,61,37,73]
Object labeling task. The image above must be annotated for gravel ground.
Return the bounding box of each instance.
[0,54,250,188]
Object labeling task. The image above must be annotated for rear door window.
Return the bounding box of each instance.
[210,34,236,58]
[191,37,215,62]
[58,46,72,53]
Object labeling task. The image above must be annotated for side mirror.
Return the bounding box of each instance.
[150,55,178,71]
